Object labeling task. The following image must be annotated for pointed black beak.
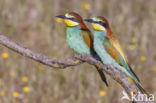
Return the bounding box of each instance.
[84,19,94,23]
[56,15,66,19]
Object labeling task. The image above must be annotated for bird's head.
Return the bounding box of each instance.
[56,12,85,27]
[84,16,109,31]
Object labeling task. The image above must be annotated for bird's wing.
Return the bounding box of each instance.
[103,37,121,63]
[109,36,127,62]
[103,37,140,81]
[81,30,94,51]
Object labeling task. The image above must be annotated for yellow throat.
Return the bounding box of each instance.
[91,23,105,31]
[64,19,78,26]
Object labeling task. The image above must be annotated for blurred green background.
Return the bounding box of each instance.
[0,0,156,103]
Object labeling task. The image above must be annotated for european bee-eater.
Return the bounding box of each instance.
[85,16,145,93]
[56,12,108,86]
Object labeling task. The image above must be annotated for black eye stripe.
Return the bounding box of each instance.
[99,21,102,24]
[67,18,79,22]
[93,21,107,27]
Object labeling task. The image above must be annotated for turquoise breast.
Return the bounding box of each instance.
[66,26,91,54]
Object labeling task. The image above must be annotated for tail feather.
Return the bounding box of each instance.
[93,53,108,86]
[127,65,147,94]
[122,64,147,94]
[134,81,147,94]
[128,64,140,82]
[96,67,108,86]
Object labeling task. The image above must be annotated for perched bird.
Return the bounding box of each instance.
[85,16,145,93]
[56,12,108,86]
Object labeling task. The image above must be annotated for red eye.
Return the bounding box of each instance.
[99,21,102,24]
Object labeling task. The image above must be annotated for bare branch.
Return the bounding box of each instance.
[0,34,153,103]
[0,34,83,68]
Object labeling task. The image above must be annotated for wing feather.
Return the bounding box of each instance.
[110,39,127,62]
[103,37,140,81]
[103,37,121,63]
[81,30,94,51]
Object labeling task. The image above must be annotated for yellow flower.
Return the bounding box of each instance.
[152,65,156,72]
[13,92,19,98]
[9,72,15,77]
[82,2,90,10]
[22,76,28,83]
[127,77,133,83]
[56,18,63,23]
[99,90,106,96]
[23,86,30,93]
[1,52,8,59]
[128,44,137,50]
[0,91,6,96]
[140,56,146,62]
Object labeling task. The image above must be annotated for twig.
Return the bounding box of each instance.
[0,34,153,103]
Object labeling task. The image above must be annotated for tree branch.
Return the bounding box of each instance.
[0,34,153,103]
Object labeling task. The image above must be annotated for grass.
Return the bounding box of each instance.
[0,0,156,103]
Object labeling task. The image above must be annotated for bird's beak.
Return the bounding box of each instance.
[84,19,94,23]
[56,15,66,19]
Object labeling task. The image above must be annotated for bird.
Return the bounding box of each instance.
[56,12,108,86]
[84,16,146,93]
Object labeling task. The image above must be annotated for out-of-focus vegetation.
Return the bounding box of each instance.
[0,0,156,103]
